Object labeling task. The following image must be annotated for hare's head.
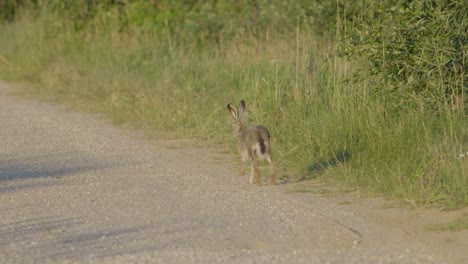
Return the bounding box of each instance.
[227,100,247,138]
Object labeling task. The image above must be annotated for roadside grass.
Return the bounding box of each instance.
[428,214,468,232]
[0,13,466,208]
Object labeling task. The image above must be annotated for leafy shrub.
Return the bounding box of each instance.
[5,1,358,41]
[340,0,467,112]
[0,0,36,21]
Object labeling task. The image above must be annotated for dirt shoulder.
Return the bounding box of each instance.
[0,82,467,263]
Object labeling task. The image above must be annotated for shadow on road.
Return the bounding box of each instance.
[0,153,121,193]
[0,216,151,261]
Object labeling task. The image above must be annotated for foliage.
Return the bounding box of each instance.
[340,0,467,112]
[1,1,358,40]
[0,0,35,21]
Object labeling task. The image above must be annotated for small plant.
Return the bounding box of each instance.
[429,214,468,231]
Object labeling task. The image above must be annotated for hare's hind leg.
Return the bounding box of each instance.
[250,159,261,185]
[267,156,276,185]
[239,159,246,176]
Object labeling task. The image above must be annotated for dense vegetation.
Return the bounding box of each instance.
[0,0,466,207]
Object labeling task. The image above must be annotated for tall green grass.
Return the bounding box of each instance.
[0,10,466,207]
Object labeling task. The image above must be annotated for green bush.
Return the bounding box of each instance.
[6,1,353,41]
[340,0,467,112]
[0,0,36,21]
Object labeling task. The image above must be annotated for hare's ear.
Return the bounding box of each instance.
[238,100,246,120]
[227,103,238,119]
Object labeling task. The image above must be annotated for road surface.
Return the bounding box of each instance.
[1,82,467,263]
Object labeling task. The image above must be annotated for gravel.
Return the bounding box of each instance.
[1,82,466,263]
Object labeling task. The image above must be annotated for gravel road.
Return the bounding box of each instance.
[1,82,467,263]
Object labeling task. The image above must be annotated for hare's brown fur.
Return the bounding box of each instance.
[227,100,276,185]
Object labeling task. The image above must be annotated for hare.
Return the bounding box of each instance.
[227,100,276,185]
